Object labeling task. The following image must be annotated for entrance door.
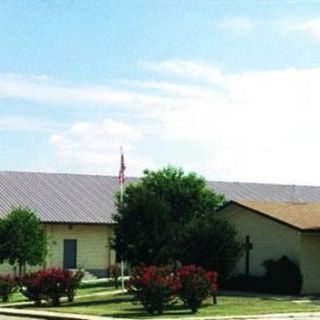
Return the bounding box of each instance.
[63,239,77,269]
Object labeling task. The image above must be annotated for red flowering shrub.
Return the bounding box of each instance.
[127,266,178,314]
[0,275,17,302]
[20,272,42,306]
[206,271,218,305]
[176,265,217,313]
[127,265,218,314]
[20,268,84,306]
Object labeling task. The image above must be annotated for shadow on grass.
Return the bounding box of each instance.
[29,294,215,318]
[104,303,214,318]
[22,297,133,310]
[220,290,301,301]
[303,295,320,301]
[59,296,134,308]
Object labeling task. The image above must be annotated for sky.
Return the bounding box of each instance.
[2,0,320,185]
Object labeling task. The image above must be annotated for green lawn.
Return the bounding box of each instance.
[76,284,117,296]
[1,291,26,304]
[18,292,320,318]
[0,281,115,305]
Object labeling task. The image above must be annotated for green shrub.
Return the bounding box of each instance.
[262,256,302,294]
[0,275,17,302]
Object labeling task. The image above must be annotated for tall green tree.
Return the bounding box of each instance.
[177,213,243,281]
[113,166,238,269]
[0,207,47,276]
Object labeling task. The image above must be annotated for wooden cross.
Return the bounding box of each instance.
[245,235,253,275]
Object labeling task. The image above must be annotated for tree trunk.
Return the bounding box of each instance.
[18,262,26,277]
[18,263,22,278]
[212,294,217,305]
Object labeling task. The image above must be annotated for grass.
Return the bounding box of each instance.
[1,291,26,304]
[0,280,115,306]
[76,283,117,296]
[15,291,320,318]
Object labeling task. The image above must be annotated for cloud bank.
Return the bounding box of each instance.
[2,61,320,184]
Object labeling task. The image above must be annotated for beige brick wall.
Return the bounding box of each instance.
[222,204,320,293]
[0,223,116,276]
[223,204,301,277]
[45,223,116,270]
[300,233,320,293]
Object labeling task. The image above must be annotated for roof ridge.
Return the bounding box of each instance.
[1,171,320,188]
[0,170,129,179]
[0,170,139,179]
[209,180,320,188]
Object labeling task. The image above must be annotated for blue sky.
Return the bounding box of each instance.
[2,0,320,184]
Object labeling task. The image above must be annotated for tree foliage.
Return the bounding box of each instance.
[113,166,241,276]
[0,207,47,276]
[177,213,243,281]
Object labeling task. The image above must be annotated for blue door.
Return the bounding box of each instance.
[63,239,77,269]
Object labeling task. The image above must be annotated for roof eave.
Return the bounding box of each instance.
[218,200,304,232]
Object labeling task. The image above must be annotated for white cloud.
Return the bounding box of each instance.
[4,62,320,185]
[0,73,177,110]
[218,16,254,34]
[0,116,63,132]
[289,17,320,41]
[141,60,224,84]
[134,61,320,184]
[50,119,154,176]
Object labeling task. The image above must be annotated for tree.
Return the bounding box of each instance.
[0,207,47,276]
[113,166,233,268]
[176,213,243,282]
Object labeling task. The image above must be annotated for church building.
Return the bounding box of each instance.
[1,171,320,293]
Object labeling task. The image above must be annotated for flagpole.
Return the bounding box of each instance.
[120,179,124,204]
[119,146,125,291]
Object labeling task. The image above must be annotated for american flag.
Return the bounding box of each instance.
[118,148,126,185]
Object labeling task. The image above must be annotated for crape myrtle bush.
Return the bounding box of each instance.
[0,275,17,302]
[20,268,84,306]
[127,265,218,314]
[177,265,218,313]
[127,266,178,314]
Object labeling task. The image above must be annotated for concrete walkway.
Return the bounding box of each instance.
[0,290,125,319]
[1,308,320,320]
[0,307,124,320]
[1,291,320,320]
[0,316,43,320]
[145,313,320,319]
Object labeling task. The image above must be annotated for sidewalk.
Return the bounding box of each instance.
[1,290,320,320]
[1,308,320,320]
[0,307,117,320]
[0,290,125,320]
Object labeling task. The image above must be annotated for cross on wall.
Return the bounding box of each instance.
[245,235,253,275]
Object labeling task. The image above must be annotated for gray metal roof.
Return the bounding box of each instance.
[1,171,320,224]
[208,181,320,203]
[0,171,127,224]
